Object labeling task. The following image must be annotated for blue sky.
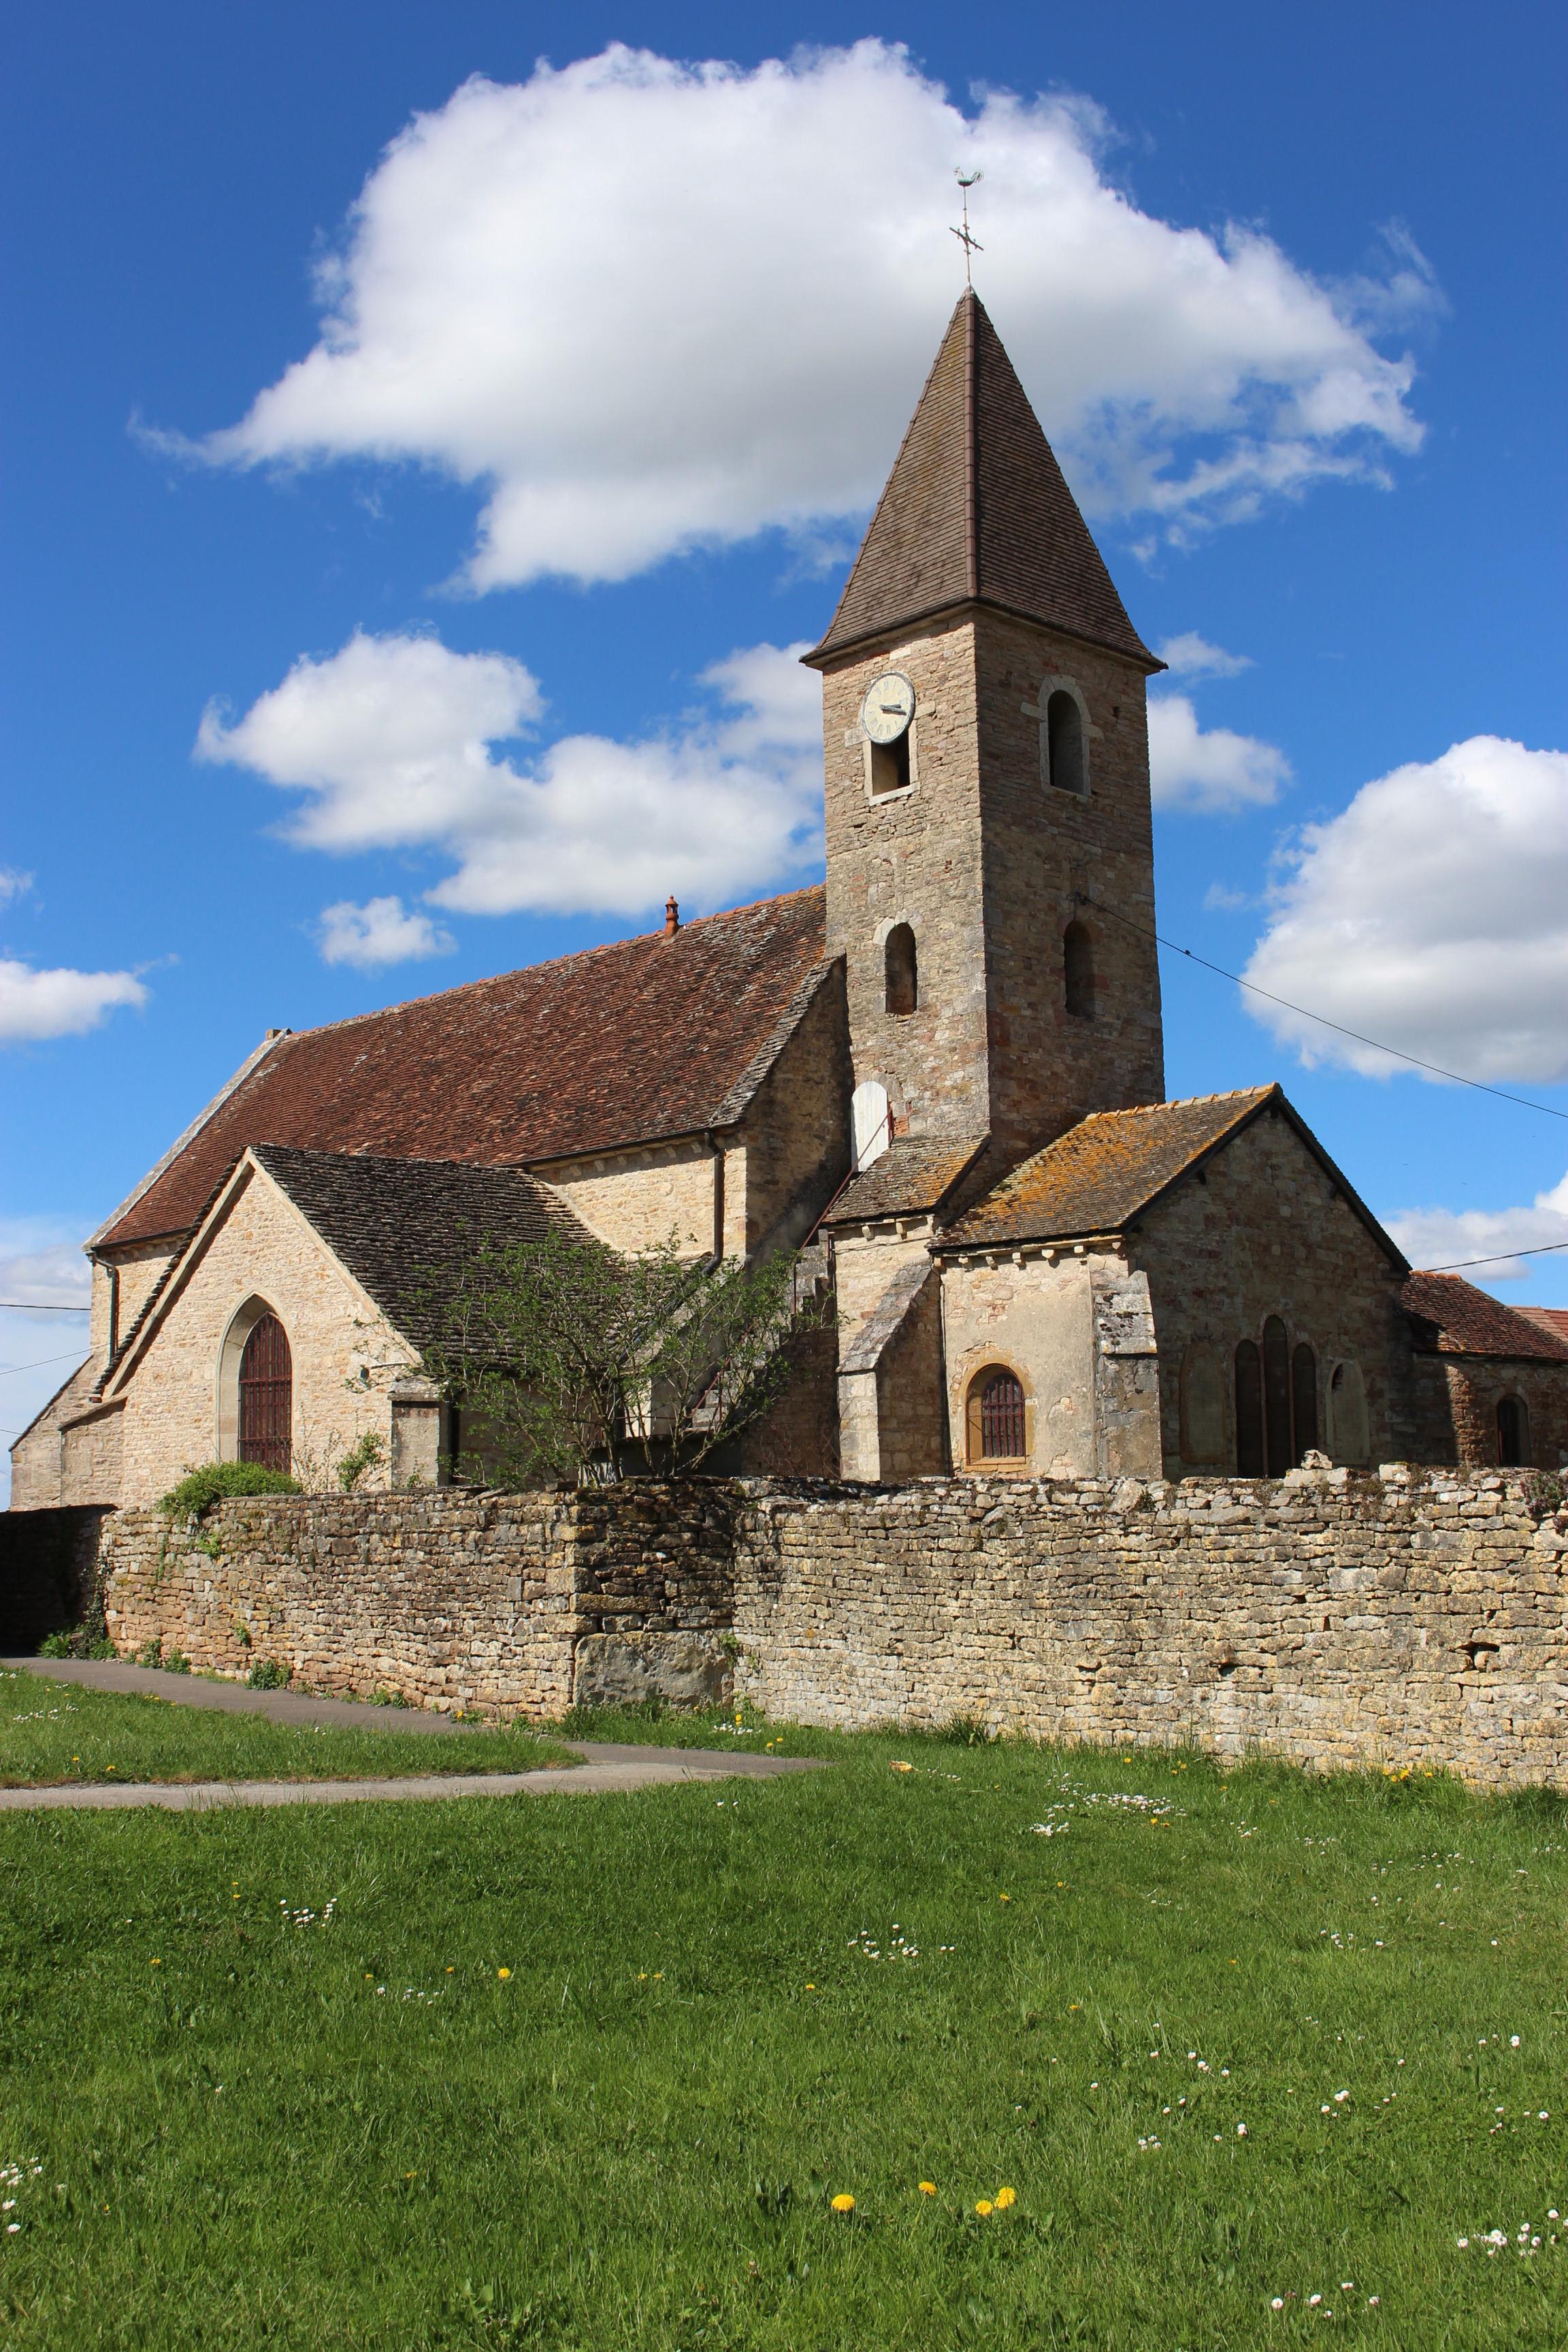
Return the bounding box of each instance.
[4,0,1566,1483]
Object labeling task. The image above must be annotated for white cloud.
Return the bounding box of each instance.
[186,41,1433,587]
[1147,693,1290,813]
[0,958,147,1043]
[1243,736,1568,1083]
[318,896,455,968]
[0,868,33,906]
[1156,632,1252,681]
[0,1223,92,1503]
[1384,1171,1568,1283]
[198,630,823,920]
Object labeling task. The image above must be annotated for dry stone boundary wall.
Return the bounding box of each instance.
[78,1467,1568,1784]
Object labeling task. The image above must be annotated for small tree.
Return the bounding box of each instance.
[418,1226,826,1488]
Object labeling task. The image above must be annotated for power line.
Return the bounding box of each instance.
[0,1300,88,1313]
[1424,1239,1568,1273]
[0,1351,89,1382]
[1077,894,1568,1126]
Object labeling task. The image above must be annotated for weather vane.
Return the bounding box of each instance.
[951,169,983,287]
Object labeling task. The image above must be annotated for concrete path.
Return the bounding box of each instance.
[2,1654,473,1734]
[0,1653,824,1813]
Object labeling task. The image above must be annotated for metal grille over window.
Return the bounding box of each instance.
[238,1313,292,1472]
[979,1370,1026,1459]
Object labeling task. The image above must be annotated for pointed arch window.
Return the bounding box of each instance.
[884,923,917,1016]
[238,1313,292,1473]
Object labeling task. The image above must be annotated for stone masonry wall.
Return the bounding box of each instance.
[100,1492,579,1714]
[731,1467,1568,1786]
[51,1465,1568,1785]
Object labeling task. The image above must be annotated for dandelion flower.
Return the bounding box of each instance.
[830,2193,855,2213]
[150,1959,161,1967]
[497,1967,511,1980]
[995,2187,1016,2208]
[975,2200,994,2217]
[918,2181,936,2196]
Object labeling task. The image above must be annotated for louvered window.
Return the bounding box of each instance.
[238,1313,292,1473]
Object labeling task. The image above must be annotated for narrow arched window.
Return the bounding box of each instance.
[239,1313,292,1473]
[1063,921,1094,1019]
[1046,691,1085,795]
[968,1368,1026,1462]
[1262,1316,1292,1475]
[1497,1394,1530,1467]
[884,923,917,1016]
[1292,1342,1318,1460]
[1235,1339,1265,1475]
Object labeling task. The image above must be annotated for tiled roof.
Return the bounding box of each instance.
[824,1134,987,1227]
[1516,1306,1568,1345]
[253,1145,595,1350]
[99,888,830,1249]
[1402,1273,1568,1362]
[807,291,1157,669]
[943,1090,1276,1247]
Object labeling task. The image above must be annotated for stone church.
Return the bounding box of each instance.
[14,293,1568,1512]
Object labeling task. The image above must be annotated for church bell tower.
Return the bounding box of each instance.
[802,291,1166,1175]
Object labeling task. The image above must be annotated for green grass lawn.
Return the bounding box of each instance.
[0,1668,568,1785]
[1,1710,1565,2350]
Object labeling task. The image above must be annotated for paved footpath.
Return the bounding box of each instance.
[0,1655,823,1813]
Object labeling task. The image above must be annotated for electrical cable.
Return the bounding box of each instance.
[1076,893,1568,1125]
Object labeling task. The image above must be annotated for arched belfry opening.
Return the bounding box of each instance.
[1046,691,1086,796]
[884,923,917,1016]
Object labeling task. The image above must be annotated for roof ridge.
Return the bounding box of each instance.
[246,882,829,1051]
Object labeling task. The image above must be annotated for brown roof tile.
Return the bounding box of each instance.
[1516,1306,1568,1345]
[945,1090,1273,1247]
[824,1134,987,1226]
[99,888,830,1250]
[1402,1273,1568,1361]
[807,291,1157,670]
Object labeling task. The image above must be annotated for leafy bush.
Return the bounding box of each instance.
[159,1460,302,1520]
[37,1631,74,1659]
[246,1659,291,1690]
[37,1627,116,1661]
[336,1430,386,1492]
[163,1649,191,1674]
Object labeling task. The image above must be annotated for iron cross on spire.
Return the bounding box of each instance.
[951,169,983,287]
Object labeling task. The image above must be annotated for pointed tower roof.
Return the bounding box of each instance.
[806,291,1158,670]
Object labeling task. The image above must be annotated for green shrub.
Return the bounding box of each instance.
[246,1659,291,1690]
[136,1638,163,1669]
[336,1430,386,1492]
[37,1631,73,1659]
[163,1649,191,1674]
[159,1460,302,1520]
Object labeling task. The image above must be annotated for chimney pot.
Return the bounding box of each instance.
[664,895,681,936]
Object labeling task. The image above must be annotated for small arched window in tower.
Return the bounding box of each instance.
[1292,1341,1319,1460]
[1063,921,1094,1019]
[1497,1393,1530,1467]
[1235,1339,1265,1475]
[884,923,917,1016]
[238,1312,292,1473]
[1046,690,1086,796]
[968,1367,1026,1463]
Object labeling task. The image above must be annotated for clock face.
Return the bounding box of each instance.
[860,671,916,745]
